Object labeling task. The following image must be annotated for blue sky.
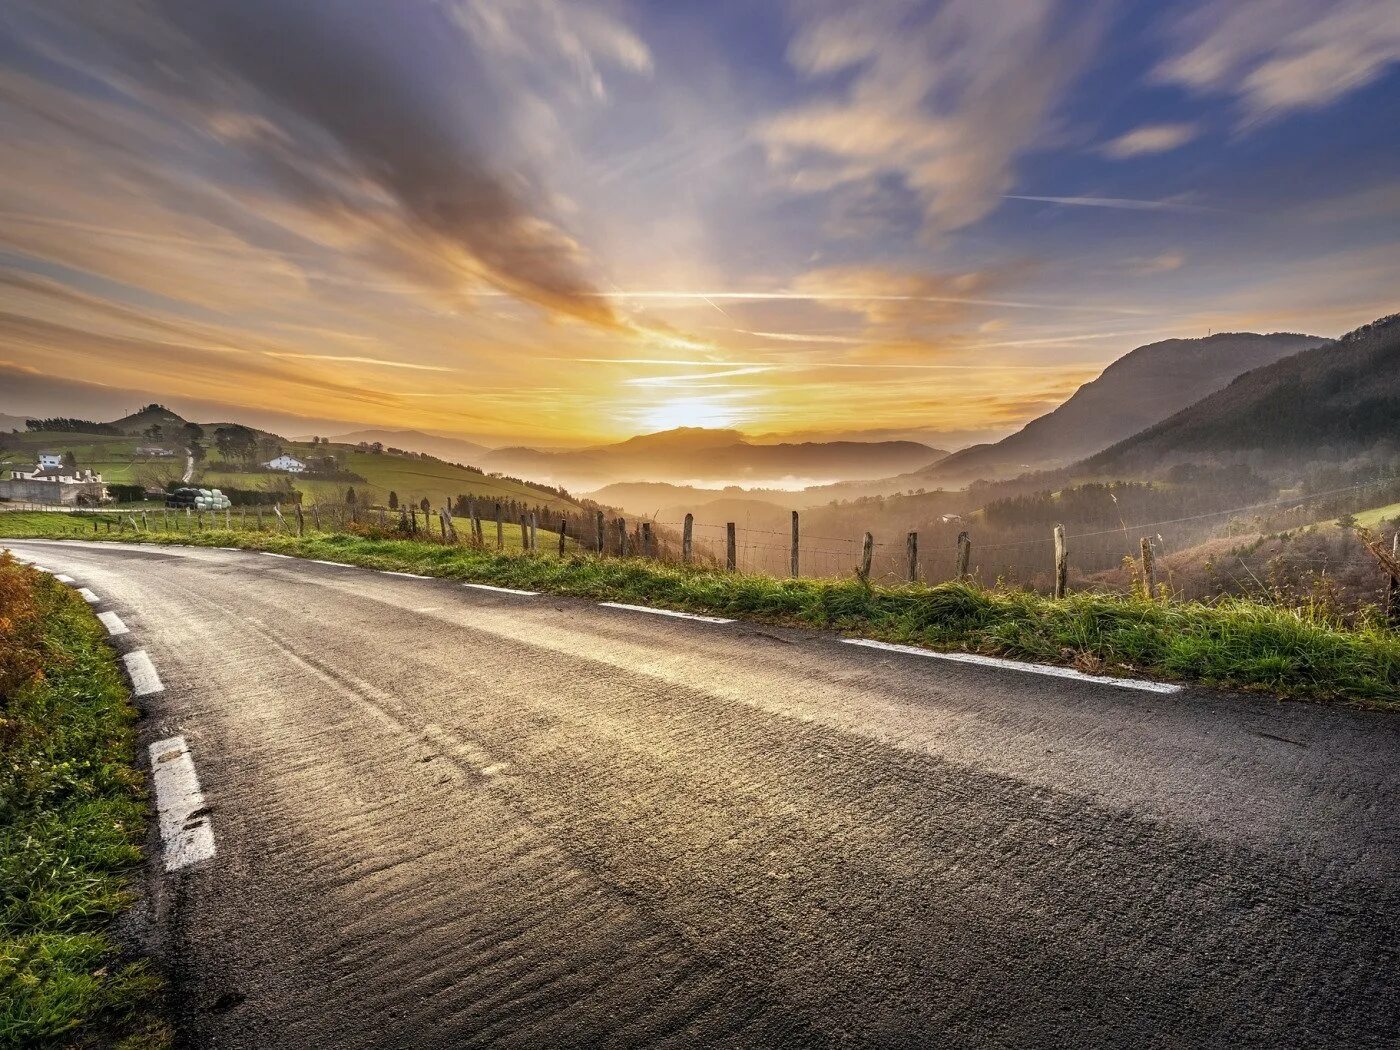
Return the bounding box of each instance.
[0,0,1396,446]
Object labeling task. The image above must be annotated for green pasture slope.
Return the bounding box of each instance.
[0,431,182,486]
[198,444,578,512]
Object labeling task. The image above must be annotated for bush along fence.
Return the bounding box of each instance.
[36,497,1400,623]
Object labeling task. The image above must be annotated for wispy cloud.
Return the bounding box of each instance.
[1003,195,1216,213]
[757,0,1110,234]
[1155,0,1400,124]
[1100,122,1199,158]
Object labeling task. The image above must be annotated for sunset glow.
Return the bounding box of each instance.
[1,1,1397,448]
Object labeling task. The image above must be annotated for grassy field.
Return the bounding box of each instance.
[1355,501,1400,529]
[0,554,168,1047]
[0,509,573,554]
[198,445,577,512]
[3,520,1396,708]
[0,433,180,486]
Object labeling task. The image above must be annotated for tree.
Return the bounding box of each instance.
[346,487,357,506]
[61,451,77,471]
[419,497,431,513]
[388,491,399,510]
[214,425,258,464]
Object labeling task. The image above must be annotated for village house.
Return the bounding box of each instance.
[0,452,107,506]
[263,454,308,473]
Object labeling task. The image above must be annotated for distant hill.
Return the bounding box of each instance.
[107,403,193,435]
[484,427,945,489]
[1080,313,1399,476]
[926,331,1326,484]
[0,413,29,433]
[321,428,492,465]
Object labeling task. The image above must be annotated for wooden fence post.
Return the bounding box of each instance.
[683,513,693,564]
[790,511,800,578]
[1140,536,1156,597]
[956,531,971,582]
[469,501,481,546]
[495,503,503,550]
[296,503,305,537]
[1053,524,1068,599]
[726,523,736,571]
[519,513,529,551]
[642,521,653,558]
[1390,533,1400,629]
[859,532,873,581]
[595,509,605,554]
[906,531,918,582]
[529,512,538,553]
[558,517,567,556]
[618,517,628,557]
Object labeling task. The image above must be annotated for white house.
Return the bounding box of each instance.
[1,455,106,506]
[263,454,307,473]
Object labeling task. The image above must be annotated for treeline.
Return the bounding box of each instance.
[25,418,120,435]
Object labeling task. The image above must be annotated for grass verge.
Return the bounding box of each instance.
[4,519,1397,709]
[0,552,168,1048]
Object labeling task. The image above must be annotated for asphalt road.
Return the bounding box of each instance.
[9,539,1400,1048]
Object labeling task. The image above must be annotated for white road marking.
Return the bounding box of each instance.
[215,547,241,552]
[599,602,734,624]
[840,638,1183,694]
[77,587,100,603]
[98,611,130,636]
[382,570,432,579]
[311,560,355,568]
[464,583,538,596]
[123,650,165,696]
[55,573,76,583]
[34,565,53,573]
[148,736,216,872]
[261,552,294,559]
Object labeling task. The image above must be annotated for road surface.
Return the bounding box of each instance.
[8,539,1400,1048]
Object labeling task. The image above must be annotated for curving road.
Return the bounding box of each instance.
[8,539,1400,1048]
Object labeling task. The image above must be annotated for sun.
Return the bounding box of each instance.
[637,396,743,432]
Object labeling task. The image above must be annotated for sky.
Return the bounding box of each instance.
[0,0,1397,449]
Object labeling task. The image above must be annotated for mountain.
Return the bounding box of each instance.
[108,403,193,435]
[925,331,1327,484]
[483,428,946,489]
[321,428,492,465]
[1080,313,1400,476]
[0,413,29,433]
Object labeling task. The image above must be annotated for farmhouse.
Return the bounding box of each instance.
[0,454,107,506]
[263,454,308,473]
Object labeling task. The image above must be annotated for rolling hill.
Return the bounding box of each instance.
[483,427,946,489]
[319,428,493,466]
[925,331,1326,484]
[1080,313,1400,477]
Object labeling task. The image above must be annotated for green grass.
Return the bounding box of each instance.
[1354,501,1400,530]
[0,434,165,486]
[198,444,576,512]
[0,555,169,1048]
[4,517,1396,708]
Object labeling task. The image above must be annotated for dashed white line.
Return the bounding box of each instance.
[598,602,734,624]
[381,570,433,579]
[77,587,100,603]
[261,552,294,559]
[840,638,1183,694]
[215,547,241,552]
[55,573,76,583]
[98,611,129,636]
[34,565,53,573]
[123,650,165,696]
[148,736,216,872]
[464,583,538,596]
[311,560,356,568]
